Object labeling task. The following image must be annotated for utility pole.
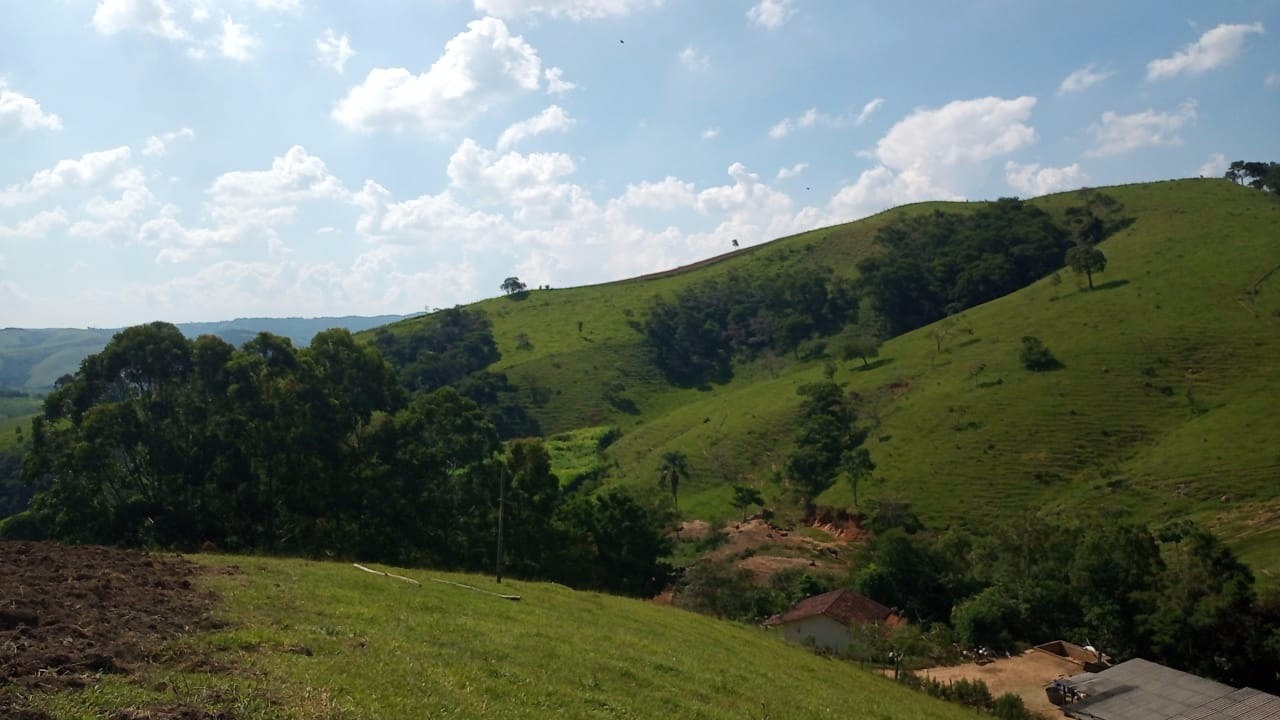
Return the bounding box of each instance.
[495,460,505,584]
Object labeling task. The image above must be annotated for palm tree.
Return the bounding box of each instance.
[657,450,690,508]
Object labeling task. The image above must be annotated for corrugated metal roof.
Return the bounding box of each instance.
[1061,659,1280,720]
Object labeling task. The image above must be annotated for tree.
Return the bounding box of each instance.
[842,447,875,508]
[1225,160,1280,193]
[500,276,528,296]
[657,450,690,508]
[1019,336,1059,371]
[1066,239,1108,289]
[731,485,764,522]
[785,381,872,505]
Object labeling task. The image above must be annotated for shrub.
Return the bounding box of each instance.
[1019,336,1059,371]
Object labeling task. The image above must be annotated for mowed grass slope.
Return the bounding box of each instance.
[36,555,979,720]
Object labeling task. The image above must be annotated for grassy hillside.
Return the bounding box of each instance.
[38,554,977,720]
[375,179,1280,587]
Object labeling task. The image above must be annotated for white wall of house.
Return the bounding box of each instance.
[781,616,851,654]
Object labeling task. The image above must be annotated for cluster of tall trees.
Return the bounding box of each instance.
[371,308,539,439]
[9,321,672,597]
[641,266,859,385]
[850,514,1280,691]
[1225,160,1280,193]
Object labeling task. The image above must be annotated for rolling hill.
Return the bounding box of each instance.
[368,179,1280,587]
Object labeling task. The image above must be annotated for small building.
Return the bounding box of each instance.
[764,589,903,655]
[1052,657,1280,720]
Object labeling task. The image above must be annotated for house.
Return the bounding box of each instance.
[764,589,903,655]
[1051,657,1280,720]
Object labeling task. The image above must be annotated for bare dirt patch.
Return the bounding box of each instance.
[704,513,862,580]
[918,649,1081,719]
[0,540,226,717]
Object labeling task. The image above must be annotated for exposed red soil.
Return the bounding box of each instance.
[0,540,226,717]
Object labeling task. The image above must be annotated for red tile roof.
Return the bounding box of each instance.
[766,589,901,627]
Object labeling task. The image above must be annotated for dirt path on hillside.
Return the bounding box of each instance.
[0,540,226,718]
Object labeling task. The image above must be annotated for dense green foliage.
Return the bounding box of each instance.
[13,322,670,597]
[641,265,858,385]
[371,308,538,439]
[1226,160,1280,193]
[785,380,873,504]
[850,514,1280,691]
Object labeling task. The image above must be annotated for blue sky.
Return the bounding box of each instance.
[1,0,1277,327]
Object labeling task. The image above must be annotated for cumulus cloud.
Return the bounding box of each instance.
[769,108,847,139]
[1266,72,1280,88]
[0,146,133,208]
[0,81,63,134]
[544,67,576,95]
[679,47,710,73]
[333,17,544,136]
[496,105,575,151]
[0,209,70,239]
[92,0,187,40]
[747,0,795,29]
[142,127,196,157]
[1004,161,1087,196]
[70,168,157,238]
[1147,22,1264,80]
[701,127,720,140]
[1197,152,1228,178]
[471,0,665,20]
[1058,64,1112,94]
[855,98,884,125]
[217,16,257,61]
[776,163,808,180]
[830,96,1039,219]
[1086,100,1197,157]
[316,29,356,73]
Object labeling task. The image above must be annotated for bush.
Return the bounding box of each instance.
[1019,336,1060,371]
[993,692,1034,720]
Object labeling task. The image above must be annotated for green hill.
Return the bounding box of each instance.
[39,553,978,720]
[368,179,1280,587]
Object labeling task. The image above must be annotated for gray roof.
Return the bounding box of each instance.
[1061,659,1280,720]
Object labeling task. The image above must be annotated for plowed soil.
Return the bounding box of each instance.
[0,540,224,717]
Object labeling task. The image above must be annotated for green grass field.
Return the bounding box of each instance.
[33,554,978,720]
[373,180,1280,588]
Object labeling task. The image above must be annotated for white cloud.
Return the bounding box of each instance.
[855,98,884,125]
[208,145,348,210]
[544,67,576,95]
[1086,100,1197,157]
[769,107,847,139]
[496,105,575,151]
[354,180,506,244]
[92,0,187,40]
[1004,161,1087,196]
[701,127,720,140]
[776,162,808,180]
[316,29,357,73]
[830,96,1039,219]
[1058,64,1112,94]
[1197,152,1228,178]
[333,17,544,136]
[1266,72,1280,88]
[71,168,157,238]
[447,138,582,220]
[679,47,710,73]
[471,0,664,20]
[0,81,63,134]
[217,16,257,61]
[1147,22,1264,80]
[0,209,70,239]
[747,0,795,29]
[142,127,196,157]
[613,177,696,210]
[0,146,133,208]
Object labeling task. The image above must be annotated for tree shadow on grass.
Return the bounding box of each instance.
[1089,279,1130,292]
[853,357,895,372]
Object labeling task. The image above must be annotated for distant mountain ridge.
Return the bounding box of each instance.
[0,314,416,389]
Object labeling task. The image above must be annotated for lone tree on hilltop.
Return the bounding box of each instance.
[1066,239,1107,290]
[500,276,528,296]
[657,450,690,508]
